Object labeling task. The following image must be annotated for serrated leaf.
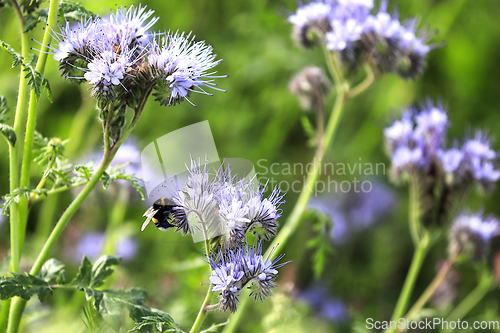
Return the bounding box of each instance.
[70,256,93,288]
[0,95,9,123]
[0,273,52,302]
[102,164,146,199]
[58,0,94,19]
[129,313,184,333]
[85,288,181,333]
[90,256,121,289]
[200,320,229,333]
[0,123,16,147]
[0,40,23,67]
[39,258,66,285]
[2,187,48,216]
[71,255,121,289]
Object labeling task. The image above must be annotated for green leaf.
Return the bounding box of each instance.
[0,123,16,147]
[200,320,229,333]
[0,273,52,302]
[0,95,10,123]
[84,288,181,333]
[2,187,48,216]
[39,259,66,285]
[102,164,146,199]
[90,256,121,289]
[58,0,94,19]
[0,40,23,68]
[306,209,334,279]
[71,255,121,289]
[129,313,185,333]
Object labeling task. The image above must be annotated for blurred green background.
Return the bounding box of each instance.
[1,0,500,332]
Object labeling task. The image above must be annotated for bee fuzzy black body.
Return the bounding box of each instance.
[142,198,177,231]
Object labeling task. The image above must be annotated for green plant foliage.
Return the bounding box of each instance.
[0,273,52,302]
[39,258,67,285]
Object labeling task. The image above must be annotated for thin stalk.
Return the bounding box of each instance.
[222,49,348,333]
[404,250,459,323]
[189,279,213,333]
[408,173,422,246]
[443,272,494,332]
[16,0,59,261]
[346,65,375,99]
[386,234,430,333]
[189,219,214,333]
[30,181,89,204]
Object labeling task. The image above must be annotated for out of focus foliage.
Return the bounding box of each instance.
[1,0,500,332]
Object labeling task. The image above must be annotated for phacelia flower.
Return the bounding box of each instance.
[449,212,500,261]
[207,242,288,312]
[143,157,285,247]
[288,0,434,79]
[47,5,225,107]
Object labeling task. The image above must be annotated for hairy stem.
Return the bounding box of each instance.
[1,7,29,332]
[346,65,375,99]
[16,0,59,266]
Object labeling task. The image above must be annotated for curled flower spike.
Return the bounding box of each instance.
[206,242,289,313]
[449,212,500,262]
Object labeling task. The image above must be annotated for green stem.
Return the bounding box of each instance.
[30,181,89,205]
[16,0,59,265]
[189,284,214,333]
[7,155,109,333]
[386,235,430,333]
[346,65,375,99]
[1,8,30,333]
[189,223,214,333]
[409,173,422,246]
[222,49,347,333]
[404,250,459,323]
[443,272,494,333]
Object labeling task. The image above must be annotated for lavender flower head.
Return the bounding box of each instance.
[207,242,288,312]
[384,102,500,190]
[47,5,225,106]
[288,0,434,78]
[144,157,285,247]
[449,212,500,261]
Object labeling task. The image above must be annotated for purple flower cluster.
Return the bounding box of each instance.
[146,158,285,247]
[288,0,433,78]
[207,242,288,312]
[384,102,500,189]
[449,212,500,261]
[48,5,225,106]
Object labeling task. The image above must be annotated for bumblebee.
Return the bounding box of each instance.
[142,198,177,231]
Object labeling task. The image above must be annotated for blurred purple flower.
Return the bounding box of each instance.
[296,284,348,323]
[309,179,395,244]
[72,232,138,263]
